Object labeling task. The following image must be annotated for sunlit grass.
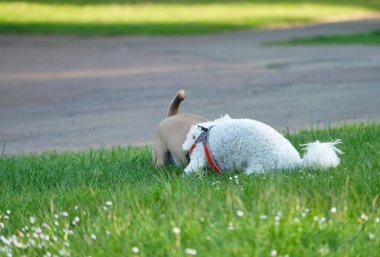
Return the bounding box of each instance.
[1,123,380,256]
[0,1,379,35]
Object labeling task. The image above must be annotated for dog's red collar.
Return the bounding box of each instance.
[189,126,223,175]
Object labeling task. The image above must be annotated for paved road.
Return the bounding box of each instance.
[1,19,380,154]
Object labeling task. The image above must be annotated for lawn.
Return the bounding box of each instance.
[0,0,380,35]
[267,29,380,46]
[1,123,380,256]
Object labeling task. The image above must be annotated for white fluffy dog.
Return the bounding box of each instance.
[182,115,342,175]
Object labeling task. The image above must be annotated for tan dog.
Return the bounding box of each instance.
[153,90,208,167]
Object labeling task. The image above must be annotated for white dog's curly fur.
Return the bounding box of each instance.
[182,115,342,175]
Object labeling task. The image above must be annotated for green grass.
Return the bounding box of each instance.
[0,0,380,35]
[268,29,380,46]
[1,123,380,256]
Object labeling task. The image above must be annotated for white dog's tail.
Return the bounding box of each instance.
[301,140,343,169]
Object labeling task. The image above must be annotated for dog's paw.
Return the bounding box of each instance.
[184,167,194,175]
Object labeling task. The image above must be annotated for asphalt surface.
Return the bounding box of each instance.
[1,18,380,155]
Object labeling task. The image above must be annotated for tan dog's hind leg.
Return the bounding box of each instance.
[152,134,168,167]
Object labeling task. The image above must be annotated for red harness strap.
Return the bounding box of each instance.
[189,127,223,175]
[203,144,223,174]
[189,143,196,155]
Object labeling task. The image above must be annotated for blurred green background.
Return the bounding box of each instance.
[1,0,380,35]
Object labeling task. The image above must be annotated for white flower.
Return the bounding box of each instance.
[172,227,181,235]
[72,217,80,225]
[90,234,96,240]
[30,216,36,224]
[330,207,337,213]
[131,246,139,254]
[361,214,369,221]
[0,236,10,245]
[270,250,277,256]
[61,212,68,217]
[369,233,376,240]
[319,247,329,255]
[236,210,244,217]
[185,248,197,255]
[259,215,268,220]
[5,210,10,215]
[34,227,42,233]
[58,248,70,256]
[13,239,25,249]
[105,201,113,206]
[0,222,4,229]
[211,181,220,187]
[29,238,36,246]
[375,217,380,223]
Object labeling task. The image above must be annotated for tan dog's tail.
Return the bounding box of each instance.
[166,89,185,117]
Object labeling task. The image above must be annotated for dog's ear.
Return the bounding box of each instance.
[223,114,231,120]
